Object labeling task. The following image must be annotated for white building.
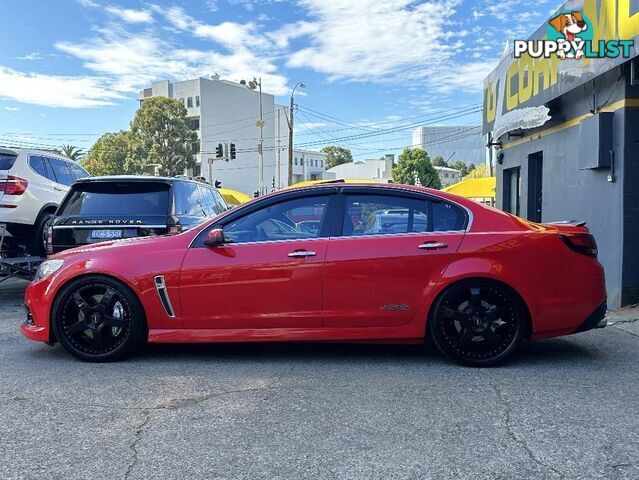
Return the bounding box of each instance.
[139,77,325,195]
[322,154,461,187]
[436,166,463,187]
[412,126,484,167]
[291,149,327,184]
[323,155,395,182]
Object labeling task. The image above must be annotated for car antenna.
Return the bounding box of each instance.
[426,152,455,188]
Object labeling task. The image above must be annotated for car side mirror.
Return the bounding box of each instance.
[203,228,225,247]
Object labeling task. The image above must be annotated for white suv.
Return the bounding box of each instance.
[0,148,90,255]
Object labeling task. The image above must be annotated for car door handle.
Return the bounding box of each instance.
[288,250,316,258]
[418,242,448,250]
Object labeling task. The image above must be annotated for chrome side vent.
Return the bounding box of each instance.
[154,275,176,318]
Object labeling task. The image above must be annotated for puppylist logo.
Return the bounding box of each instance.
[514,10,634,60]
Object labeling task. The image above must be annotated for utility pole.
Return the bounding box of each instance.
[276,108,281,189]
[288,82,305,186]
[257,77,264,195]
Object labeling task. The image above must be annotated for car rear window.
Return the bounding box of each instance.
[61,182,170,216]
[0,153,17,170]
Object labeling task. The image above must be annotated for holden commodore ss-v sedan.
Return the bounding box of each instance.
[21,183,607,366]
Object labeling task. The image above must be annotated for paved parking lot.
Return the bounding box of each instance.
[1,277,638,480]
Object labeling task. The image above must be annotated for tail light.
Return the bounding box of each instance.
[560,233,598,257]
[46,226,53,256]
[0,175,28,195]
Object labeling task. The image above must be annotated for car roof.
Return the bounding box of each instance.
[0,147,77,161]
[73,175,208,185]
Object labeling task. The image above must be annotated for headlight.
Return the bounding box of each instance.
[34,259,64,281]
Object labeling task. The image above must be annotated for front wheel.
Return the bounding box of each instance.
[429,280,526,367]
[52,276,147,362]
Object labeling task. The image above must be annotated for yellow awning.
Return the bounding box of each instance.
[218,188,252,206]
[442,177,496,199]
[287,178,381,189]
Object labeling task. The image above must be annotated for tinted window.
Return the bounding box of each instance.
[61,182,170,216]
[68,162,90,180]
[343,195,429,236]
[174,181,206,217]
[28,155,50,178]
[432,201,465,231]
[48,157,75,186]
[223,195,328,244]
[211,188,228,214]
[0,153,17,170]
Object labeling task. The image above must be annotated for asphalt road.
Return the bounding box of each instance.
[1,278,638,480]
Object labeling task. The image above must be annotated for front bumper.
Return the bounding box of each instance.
[20,279,52,343]
[573,300,607,333]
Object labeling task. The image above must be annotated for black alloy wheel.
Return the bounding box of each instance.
[429,280,526,367]
[52,276,146,362]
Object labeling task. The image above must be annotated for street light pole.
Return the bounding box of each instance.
[287,82,305,186]
[257,77,264,195]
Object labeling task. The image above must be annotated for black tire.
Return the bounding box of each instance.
[52,275,147,362]
[30,212,54,256]
[428,280,526,367]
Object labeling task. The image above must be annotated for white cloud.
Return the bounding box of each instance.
[3,106,20,112]
[285,0,462,83]
[16,52,43,61]
[0,66,123,108]
[426,61,498,94]
[105,6,153,24]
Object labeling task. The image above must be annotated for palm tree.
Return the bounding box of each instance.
[60,144,84,161]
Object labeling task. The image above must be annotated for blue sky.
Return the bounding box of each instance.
[0,0,560,159]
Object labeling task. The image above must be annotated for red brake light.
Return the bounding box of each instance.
[0,175,28,195]
[560,233,598,257]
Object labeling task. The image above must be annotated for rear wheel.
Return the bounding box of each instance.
[52,276,147,362]
[429,280,526,367]
[30,212,54,256]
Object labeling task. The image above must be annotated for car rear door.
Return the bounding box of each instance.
[180,192,335,329]
[322,189,467,328]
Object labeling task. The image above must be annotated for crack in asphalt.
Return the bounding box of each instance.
[492,384,565,480]
[123,409,151,480]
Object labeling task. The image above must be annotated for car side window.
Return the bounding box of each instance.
[210,188,228,214]
[432,201,466,231]
[47,157,75,186]
[223,195,329,244]
[28,155,50,179]
[197,185,217,217]
[342,194,430,237]
[68,161,90,180]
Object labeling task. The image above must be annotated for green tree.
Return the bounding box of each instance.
[82,131,146,176]
[463,164,488,179]
[130,96,197,176]
[320,145,353,169]
[432,155,448,167]
[450,160,469,177]
[60,144,84,161]
[392,148,441,189]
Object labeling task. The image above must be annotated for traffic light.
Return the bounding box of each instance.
[215,143,223,158]
[214,180,221,188]
[230,143,236,160]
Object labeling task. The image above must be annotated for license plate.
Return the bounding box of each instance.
[91,229,123,239]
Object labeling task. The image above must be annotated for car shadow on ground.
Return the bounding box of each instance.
[119,335,603,368]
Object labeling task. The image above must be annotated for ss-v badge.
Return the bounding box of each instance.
[380,304,410,311]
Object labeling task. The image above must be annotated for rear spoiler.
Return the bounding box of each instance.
[545,220,587,227]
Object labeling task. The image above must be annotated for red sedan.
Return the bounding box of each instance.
[21,183,607,366]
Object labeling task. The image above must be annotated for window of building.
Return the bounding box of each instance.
[187,97,193,108]
[195,95,200,107]
[191,142,200,154]
[189,118,200,130]
[179,98,184,106]
[294,157,298,165]
[320,160,323,168]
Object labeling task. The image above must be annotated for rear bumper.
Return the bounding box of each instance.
[573,300,607,334]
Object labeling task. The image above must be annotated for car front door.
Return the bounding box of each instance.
[180,193,335,329]
[322,189,468,328]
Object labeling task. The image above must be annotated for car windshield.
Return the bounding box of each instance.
[61,182,170,216]
[0,153,17,170]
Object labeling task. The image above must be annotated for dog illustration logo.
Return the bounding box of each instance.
[548,11,588,59]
